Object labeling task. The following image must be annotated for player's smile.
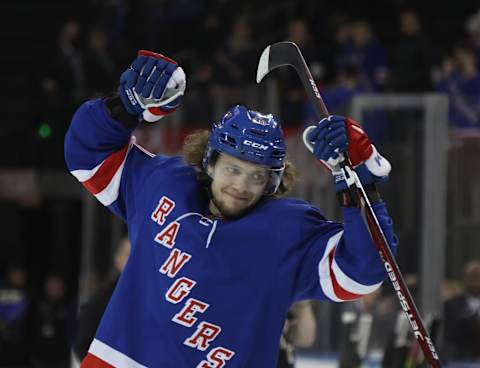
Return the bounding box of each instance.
[224,191,249,202]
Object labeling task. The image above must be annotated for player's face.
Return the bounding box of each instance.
[208,154,269,219]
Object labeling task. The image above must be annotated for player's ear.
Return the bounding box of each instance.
[207,164,214,177]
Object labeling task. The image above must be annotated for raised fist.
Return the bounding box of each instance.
[118,50,186,123]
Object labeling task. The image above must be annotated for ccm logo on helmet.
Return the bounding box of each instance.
[243,140,269,150]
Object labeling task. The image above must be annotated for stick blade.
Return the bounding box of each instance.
[256,41,304,84]
[256,45,271,83]
[256,41,329,117]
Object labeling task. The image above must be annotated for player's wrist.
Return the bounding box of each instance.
[336,188,357,207]
[336,183,381,207]
[104,94,140,129]
[364,183,382,204]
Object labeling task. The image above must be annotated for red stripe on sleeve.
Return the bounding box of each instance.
[81,353,115,368]
[82,144,129,195]
[328,250,363,301]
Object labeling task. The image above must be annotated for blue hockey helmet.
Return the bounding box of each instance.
[203,105,287,195]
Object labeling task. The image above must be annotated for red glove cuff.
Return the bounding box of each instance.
[147,106,177,117]
[137,50,177,65]
[346,117,373,167]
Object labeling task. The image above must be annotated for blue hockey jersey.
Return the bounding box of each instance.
[64,99,398,368]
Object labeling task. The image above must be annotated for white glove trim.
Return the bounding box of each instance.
[134,67,186,109]
[365,145,391,177]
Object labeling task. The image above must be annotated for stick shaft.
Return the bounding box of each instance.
[355,175,441,366]
[262,41,442,366]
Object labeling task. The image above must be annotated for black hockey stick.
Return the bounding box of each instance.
[256,41,441,367]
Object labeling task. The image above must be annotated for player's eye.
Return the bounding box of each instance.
[225,166,239,175]
[250,172,268,184]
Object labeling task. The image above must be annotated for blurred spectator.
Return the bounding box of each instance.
[338,285,397,367]
[278,301,316,368]
[28,273,74,368]
[280,18,323,128]
[443,259,480,362]
[150,0,204,55]
[336,19,389,91]
[441,278,463,302]
[306,64,368,119]
[209,14,258,114]
[0,265,29,367]
[380,274,442,368]
[287,18,325,82]
[182,59,216,127]
[213,15,255,86]
[33,19,86,169]
[179,11,224,126]
[83,27,117,98]
[390,10,433,92]
[332,16,351,48]
[73,237,131,361]
[310,13,348,86]
[47,19,86,104]
[436,43,480,137]
[304,63,388,145]
[465,9,480,68]
[196,11,227,62]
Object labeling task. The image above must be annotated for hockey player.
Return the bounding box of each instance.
[64,50,398,368]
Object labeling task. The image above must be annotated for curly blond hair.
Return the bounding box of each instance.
[182,130,297,198]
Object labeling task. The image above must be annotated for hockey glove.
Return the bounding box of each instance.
[118,50,186,123]
[306,115,391,192]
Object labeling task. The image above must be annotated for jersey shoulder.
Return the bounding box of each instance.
[260,197,327,221]
[255,197,330,237]
[131,147,197,181]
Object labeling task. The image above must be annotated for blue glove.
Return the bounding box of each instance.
[306,115,348,163]
[118,50,186,122]
[307,115,391,192]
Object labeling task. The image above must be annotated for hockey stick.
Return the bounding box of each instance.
[256,41,441,367]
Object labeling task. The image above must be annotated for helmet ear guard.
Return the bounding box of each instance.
[264,165,285,196]
[203,105,287,195]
